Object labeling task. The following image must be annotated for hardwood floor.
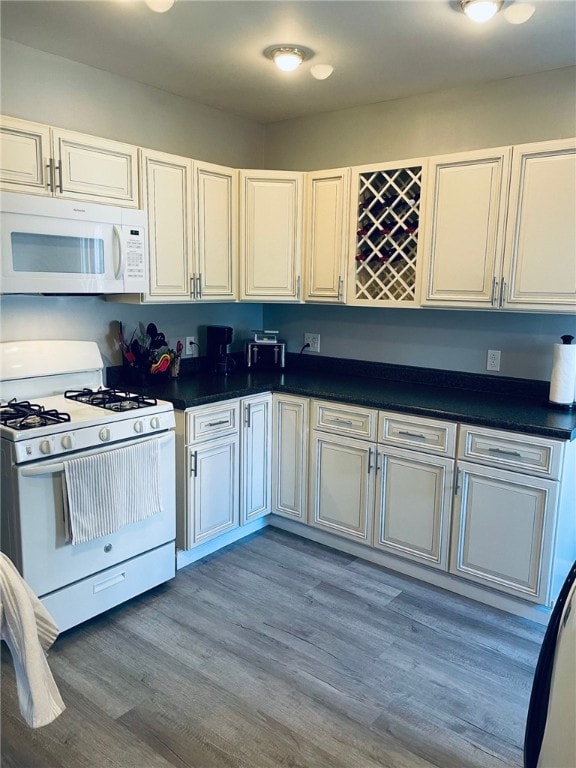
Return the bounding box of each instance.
[1,528,544,768]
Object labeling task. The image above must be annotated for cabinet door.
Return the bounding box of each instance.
[0,115,51,195]
[348,158,426,306]
[304,168,349,303]
[420,148,510,308]
[374,447,454,570]
[142,149,194,299]
[239,170,303,301]
[309,431,374,544]
[241,395,272,524]
[272,394,309,521]
[53,129,139,207]
[188,435,240,547]
[503,139,576,312]
[450,461,559,603]
[195,161,238,300]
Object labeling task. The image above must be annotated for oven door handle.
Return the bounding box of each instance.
[19,433,173,476]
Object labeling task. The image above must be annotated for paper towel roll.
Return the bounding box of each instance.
[549,343,576,406]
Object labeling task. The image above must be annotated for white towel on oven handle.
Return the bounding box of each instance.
[0,553,66,728]
[63,437,163,545]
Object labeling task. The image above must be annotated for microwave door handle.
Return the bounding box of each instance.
[113,225,125,280]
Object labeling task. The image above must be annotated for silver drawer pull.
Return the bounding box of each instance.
[206,419,230,427]
[488,447,523,458]
[327,417,354,426]
[398,430,427,440]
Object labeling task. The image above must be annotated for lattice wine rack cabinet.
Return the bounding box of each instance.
[353,164,424,304]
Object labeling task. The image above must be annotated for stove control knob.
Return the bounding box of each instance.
[99,427,111,442]
[61,434,74,450]
[150,416,160,430]
[134,420,144,433]
[39,439,52,455]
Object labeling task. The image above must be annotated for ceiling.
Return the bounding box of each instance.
[1,0,575,124]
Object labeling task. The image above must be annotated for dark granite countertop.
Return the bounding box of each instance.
[107,355,576,441]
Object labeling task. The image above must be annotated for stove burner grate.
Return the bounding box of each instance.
[64,388,158,411]
[0,400,72,431]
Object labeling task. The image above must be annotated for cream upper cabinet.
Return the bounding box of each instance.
[304,168,350,303]
[348,158,427,307]
[142,151,237,302]
[239,169,303,301]
[420,147,511,308]
[142,149,194,300]
[421,139,576,312]
[0,116,139,207]
[503,138,576,312]
[195,161,238,301]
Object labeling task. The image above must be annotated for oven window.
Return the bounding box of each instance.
[11,232,105,274]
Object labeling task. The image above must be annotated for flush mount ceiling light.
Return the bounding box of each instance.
[144,0,175,13]
[265,46,313,73]
[460,0,503,22]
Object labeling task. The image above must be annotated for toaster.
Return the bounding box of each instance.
[245,330,286,369]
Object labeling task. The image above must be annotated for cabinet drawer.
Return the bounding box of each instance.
[457,426,563,479]
[378,411,456,457]
[186,401,239,443]
[313,400,377,441]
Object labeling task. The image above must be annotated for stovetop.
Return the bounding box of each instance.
[64,387,159,413]
[0,400,72,431]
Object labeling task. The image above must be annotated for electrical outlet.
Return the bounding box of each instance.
[304,333,321,353]
[184,336,198,358]
[487,349,501,371]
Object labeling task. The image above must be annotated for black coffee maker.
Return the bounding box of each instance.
[206,325,235,374]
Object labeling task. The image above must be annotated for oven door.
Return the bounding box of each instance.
[7,432,175,597]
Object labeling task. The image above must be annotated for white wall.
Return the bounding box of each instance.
[263,66,576,170]
[0,40,265,166]
[263,304,576,381]
[0,296,262,368]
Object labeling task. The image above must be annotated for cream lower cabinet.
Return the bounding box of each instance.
[272,394,309,521]
[450,425,575,604]
[309,431,375,544]
[0,115,139,206]
[451,462,559,603]
[241,394,272,524]
[374,447,454,570]
[239,169,303,301]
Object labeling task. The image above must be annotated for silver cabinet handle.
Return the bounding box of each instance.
[374,450,380,475]
[368,447,373,474]
[398,430,426,440]
[488,447,522,458]
[500,279,507,307]
[491,276,498,307]
[197,273,202,299]
[190,276,196,298]
[190,450,198,477]
[206,419,230,427]
[296,275,301,300]
[454,468,461,496]
[337,275,343,302]
[244,403,251,429]
[55,161,63,193]
[327,417,354,426]
[46,159,55,192]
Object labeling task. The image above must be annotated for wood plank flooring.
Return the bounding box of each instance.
[1,528,545,768]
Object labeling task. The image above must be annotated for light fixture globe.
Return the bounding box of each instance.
[460,0,503,22]
[264,46,313,73]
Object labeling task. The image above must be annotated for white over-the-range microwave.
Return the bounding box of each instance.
[0,191,148,294]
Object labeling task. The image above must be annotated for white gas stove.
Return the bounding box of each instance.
[0,340,176,632]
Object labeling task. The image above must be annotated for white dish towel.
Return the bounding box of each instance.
[0,553,65,728]
[63,437,163,545]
